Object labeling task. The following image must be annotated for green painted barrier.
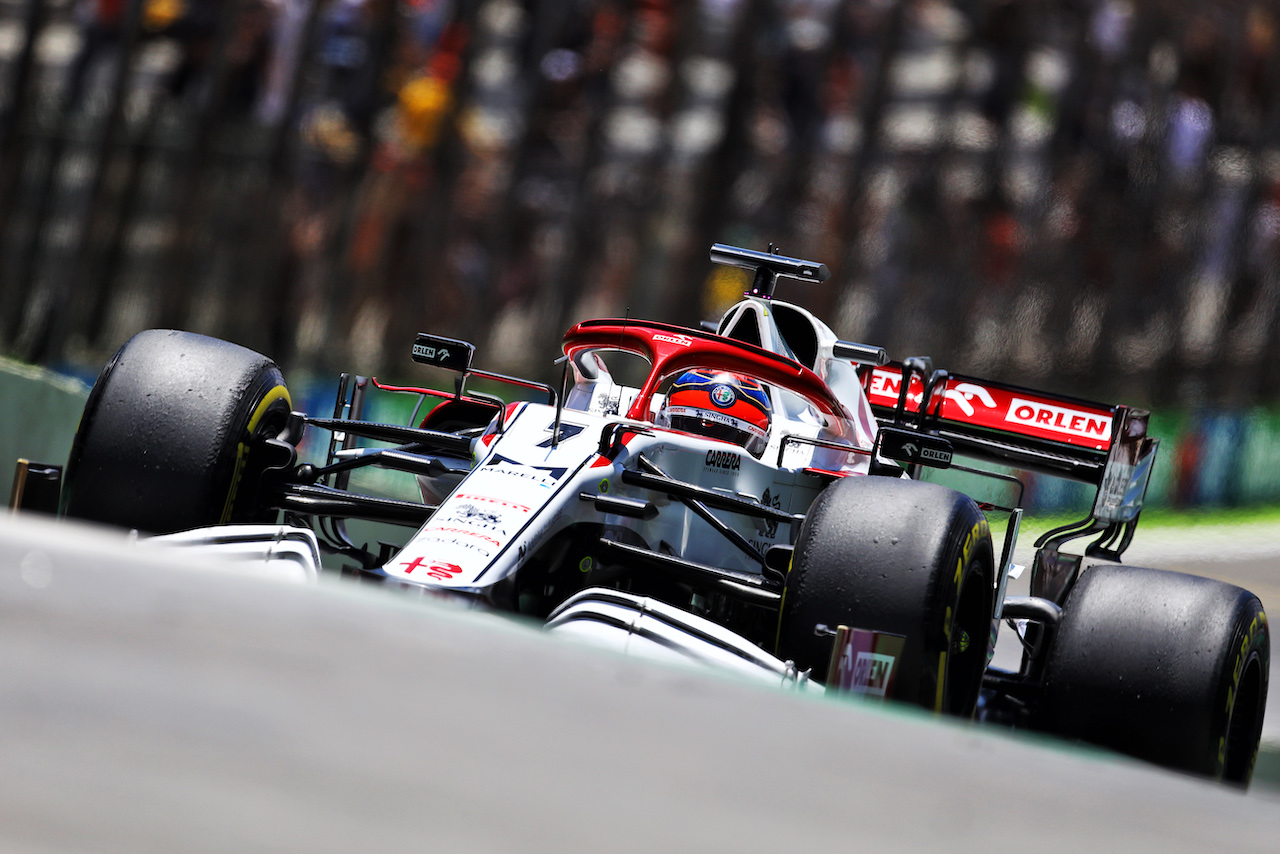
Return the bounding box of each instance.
[0,359,89,489]
[1237,409,1280,506]
[1146,407,1280,510]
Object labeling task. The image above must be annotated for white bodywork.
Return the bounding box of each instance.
[384,296,877,598]
[368,296,883,682]
[143,524,322,584]
[546,588,815,690]
[150,297,882,685]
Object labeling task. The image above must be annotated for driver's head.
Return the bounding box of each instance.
[658,370,771,458]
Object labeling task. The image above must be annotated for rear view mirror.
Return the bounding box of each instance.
[874,426,954,469]
[411,334,475,373]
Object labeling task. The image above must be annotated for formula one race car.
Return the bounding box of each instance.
[26,244,1268,785]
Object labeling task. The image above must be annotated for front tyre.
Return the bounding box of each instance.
[777,477,995,717]
[1032,564,1269,784]
[62,329,292,534]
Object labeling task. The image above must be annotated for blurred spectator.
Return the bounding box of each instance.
[65,0,127,108]
[10,0,1280,415]
[258,0,313,125]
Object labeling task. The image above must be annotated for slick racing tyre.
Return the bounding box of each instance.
[777,476,995,717]
[62,329,293,534]
[1032,564,1269,784]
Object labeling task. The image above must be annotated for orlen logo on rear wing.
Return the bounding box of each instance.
[865,366,1114,452]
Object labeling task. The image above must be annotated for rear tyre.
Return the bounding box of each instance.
[1032,564,1269,784]
[62,329,292,534]
[777,476,995,717]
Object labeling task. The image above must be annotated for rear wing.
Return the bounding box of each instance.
[862,363,1158,560]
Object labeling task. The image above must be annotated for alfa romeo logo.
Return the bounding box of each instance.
[711,384,736,407]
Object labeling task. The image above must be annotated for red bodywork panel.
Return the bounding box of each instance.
[863,365,1116,452]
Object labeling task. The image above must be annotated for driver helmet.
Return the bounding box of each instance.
[659,370,771,458]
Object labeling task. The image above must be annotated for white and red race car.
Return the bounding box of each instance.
[33,244,1268,785]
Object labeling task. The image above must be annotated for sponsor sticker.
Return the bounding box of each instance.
[399,557,464,581]
[850,653,896,697]
[759,487,782,538]
[705,449,741,473]
[430,526,502,548]
[827,628,906,699]
[868,367,1114,450]
[653,333,694,347]
[867,368,905,404]
[666,405,736,427]
[411,334,474,371]
[413,344,448,361]
[439,503,508,535]
[454,493,532,514]
[412,535,494,557]
[485,454,566,488]
[711,384,736,407]
[945,382,997,416]
[876,427,954,468]
[1005,398,1112,441]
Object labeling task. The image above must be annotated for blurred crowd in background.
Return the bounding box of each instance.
[2,0,1280,419]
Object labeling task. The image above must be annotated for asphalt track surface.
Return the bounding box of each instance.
[2,514,1279,853]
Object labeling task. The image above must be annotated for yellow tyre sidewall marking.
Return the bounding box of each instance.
[220,384,291,523]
